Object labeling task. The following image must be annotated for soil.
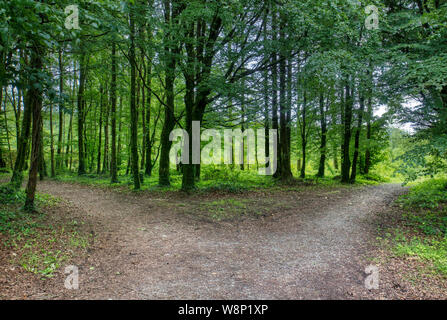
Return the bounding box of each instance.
[1,180,442,300]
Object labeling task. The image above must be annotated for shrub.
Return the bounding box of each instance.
[397,178,447,209]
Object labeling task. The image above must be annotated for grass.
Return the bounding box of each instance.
[48,165,385,196]
[52,167,277,194]
[396,178,447,209]
[200,198,286,221]
[0,184,92,278]
[394,237,447,276]
[204,199,249,221]
[387,178,447,277]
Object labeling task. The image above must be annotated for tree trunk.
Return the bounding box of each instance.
[38,121,47,180]
[263,61,270,175]
[97,85,103,174]
[10,73,33,189]
[102,92,109,173]
[57,48,64,170]
[159,0,177,187]
[49,103,55,177]
[341,82,353,183]
[271,6,280,178]
[317,93,327,178]
[129,5,141,189]
[364,95,372,174]
[350,94,366,183]
[2,89,13,168]
[25,45,44,211]
[300,92,307,179]
[278,12,292,181]
[110,41,119,183]
[77,50,87,175]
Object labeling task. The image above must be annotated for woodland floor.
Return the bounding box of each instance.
[1,179,446,299]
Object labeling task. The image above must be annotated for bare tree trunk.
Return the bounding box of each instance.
[25,46,44,211]
[49,103,55,177]
[57,48,64,169]
[129,4,140,189]
[10,75,33,188]
[77,49,87,175]
[317,93,327,178]
[110,41,118,183]
[341,82,353,183]
[159,0,177,187]
[102,91,109,173]
[271,6,280,178]
[300,92,307,179]
[97,85,103,174]
[364,96,372,174]
[350,93,366,183]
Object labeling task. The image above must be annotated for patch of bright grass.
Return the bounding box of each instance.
[204,198,249,221]
[0,183,91,278]
[390,178,447,277]
[396,178,447,209]
[50,167,381,195]
[52,168,277,193]
[394,237,447,276]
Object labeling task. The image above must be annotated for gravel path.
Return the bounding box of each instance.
[33,181,404,299]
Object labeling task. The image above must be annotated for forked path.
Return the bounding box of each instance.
[35,181,404,299]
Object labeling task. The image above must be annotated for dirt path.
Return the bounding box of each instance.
[28,181,403,299]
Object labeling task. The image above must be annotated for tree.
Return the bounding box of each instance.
[129,1,141,190]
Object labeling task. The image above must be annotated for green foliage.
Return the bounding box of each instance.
[394,237,447,276]
[357,173,390,184]
[19,248,66,277]
[52,167,277,193]
[397,134,447,184]
[0,183,88,277]
[0,207,46,236]
[0,185,26,205]
[200,167,275,193]
[405,212,447,237]
[389,178,447,277]
[397,178,447,209]
[204,199,249,221]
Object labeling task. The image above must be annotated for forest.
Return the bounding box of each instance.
[0,0,446,300]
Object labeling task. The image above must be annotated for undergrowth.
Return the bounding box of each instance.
[389,178,447,276]
[0,184,92,278]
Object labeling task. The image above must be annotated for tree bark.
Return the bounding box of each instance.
[49,103,55,177]
[278,13,292,181]
[97,85,103,174]
[351,93,366,183]
[25,45,44,211]
[317,93,327,178]
[10,72,33,189]
[102,91,109,173]
[129,4,141,189]
[300,92,307,179]
[57,48,64,170]
[159,0,179,187]
[77,49,87,175]
[271,6,280,179]
[341,82,353,183]
[110,41,119,183]
[364,95,372,174]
